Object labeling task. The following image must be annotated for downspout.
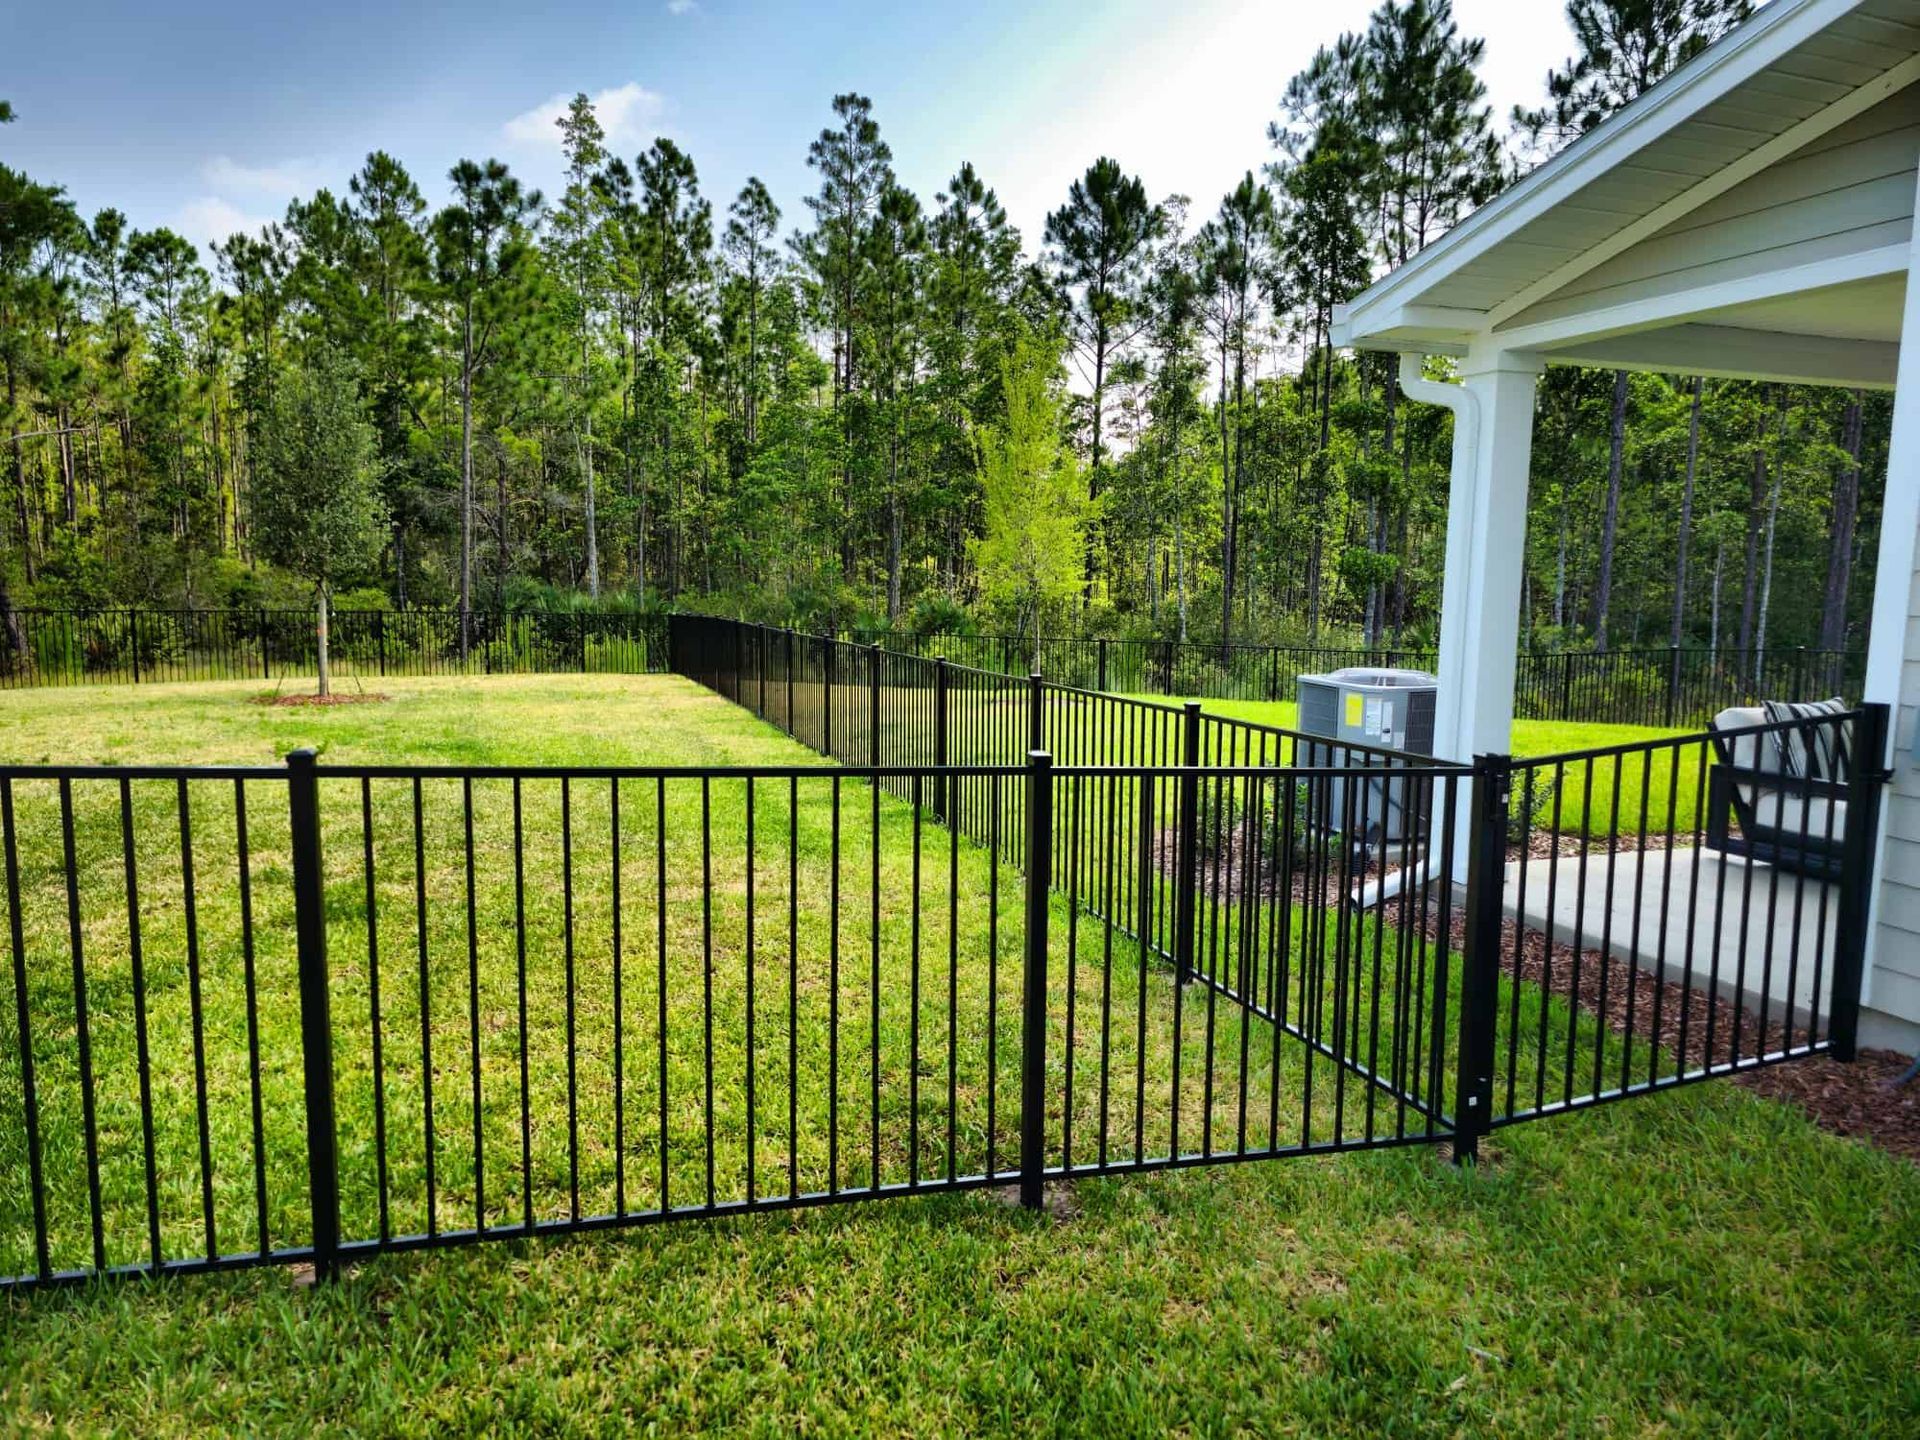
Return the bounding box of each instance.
[1397,353,1479,506]
[1355,354,1481,912]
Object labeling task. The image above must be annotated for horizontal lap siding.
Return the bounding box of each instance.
[1872,557,1920,1019]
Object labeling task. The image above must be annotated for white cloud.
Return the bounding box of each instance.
[171,195,276,253]
[665,0,699,14]
[201,154,331,198]
[502,81,668,154]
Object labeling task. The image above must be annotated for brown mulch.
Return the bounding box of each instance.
[1153,826,1920,1163]
[1738,1050,1920,1163]
[252,691,391,708]
[1419,882,1920,1164]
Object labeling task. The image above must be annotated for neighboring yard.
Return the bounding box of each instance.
[0,675,1915,1436]
[1149,695,1709,838]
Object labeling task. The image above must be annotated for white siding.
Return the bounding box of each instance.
[1875,551,1920,1006]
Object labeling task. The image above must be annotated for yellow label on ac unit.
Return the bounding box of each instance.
[1344,693,1363,728]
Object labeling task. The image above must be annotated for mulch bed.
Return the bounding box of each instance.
[1738,1050,1920,1163]
[1155,828,1920,1163]
[252,691,391,708]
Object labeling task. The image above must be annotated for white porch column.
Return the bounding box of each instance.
[1431,347,1544,771]
[1857,187,1920,1035]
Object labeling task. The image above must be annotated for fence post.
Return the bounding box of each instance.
[286,748,341,1280]
[933,657,950,825]
[1830,702,1891,1061]
[758,625,768,717]
[376,611,387,679]
[1558,653,1573,720]
[1098,638,1108,694]
[1028,671,1045,756]
[1175,701,1202,987]
[1665,645,1681,727]
[869,642,883,768]
[262,610,272,681]
[785,628,795,734]
[1453,751,1511,1165]
[1020,747,1053,1211]
[824,637,835,758]
[130,612,141,685]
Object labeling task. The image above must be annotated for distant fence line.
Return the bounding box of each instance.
[837,630,1865,730]
[0,609,669,689]
[0,608,1861,728]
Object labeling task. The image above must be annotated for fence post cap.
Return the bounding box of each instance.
[286,748,318,768]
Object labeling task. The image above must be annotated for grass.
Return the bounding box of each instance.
[1142,694,1709,839]
[0,675,1916,1435]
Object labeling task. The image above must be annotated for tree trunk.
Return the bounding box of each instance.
[1820,392,1863,651]
[1737,401,1769,655]
[316,587,331,698]
[1754,389,1786,687]
[1592,368,1628,651]
[1669,376,1703,647]
[459,306,476,659]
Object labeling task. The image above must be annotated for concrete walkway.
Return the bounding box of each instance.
[1502,846,1839,1032]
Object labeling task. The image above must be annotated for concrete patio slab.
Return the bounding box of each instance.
[1502,846,1840,1034]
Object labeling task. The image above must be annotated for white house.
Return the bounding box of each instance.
[1332,0,1920,1052]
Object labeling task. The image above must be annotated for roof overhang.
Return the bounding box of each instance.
[1333,0,1920,387]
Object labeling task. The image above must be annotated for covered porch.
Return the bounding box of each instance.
[1333,0,1920,1052]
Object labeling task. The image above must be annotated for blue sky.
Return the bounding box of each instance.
[0,0,1574,259]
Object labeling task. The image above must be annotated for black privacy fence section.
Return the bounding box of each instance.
[836,628,1865,730]
[0,624,1887,1291]
[0,609,669,688]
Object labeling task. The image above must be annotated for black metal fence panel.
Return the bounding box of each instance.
[0,618,1886,1290]
[841,629,1864,730]
[0,610,669,689]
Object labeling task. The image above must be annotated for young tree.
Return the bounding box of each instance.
[971,331,1090,667]
[252,348,385,696]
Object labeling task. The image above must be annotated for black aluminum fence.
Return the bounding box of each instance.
[676,618,1888,1144]
[848,629,1863,730]
[0,609,669,689]
[0,619,1887,1291]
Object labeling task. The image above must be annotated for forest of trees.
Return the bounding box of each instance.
[0,0,1892,665]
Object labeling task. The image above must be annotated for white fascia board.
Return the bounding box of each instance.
[1333,303,1484,353]
[1340,0,1867,338]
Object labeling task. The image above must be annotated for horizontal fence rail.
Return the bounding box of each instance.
[0,616,1886,1291]
[0,609,669,689]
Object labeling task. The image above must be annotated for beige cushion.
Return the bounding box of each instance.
[1711,707,1779,775]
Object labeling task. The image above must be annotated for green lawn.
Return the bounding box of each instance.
[1143,695,1711,839]
[0,675,1915,1436]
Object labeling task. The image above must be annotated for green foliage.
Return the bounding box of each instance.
[970,333,1091,645]
[251,348,386,593]
[0,13,1880,668]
